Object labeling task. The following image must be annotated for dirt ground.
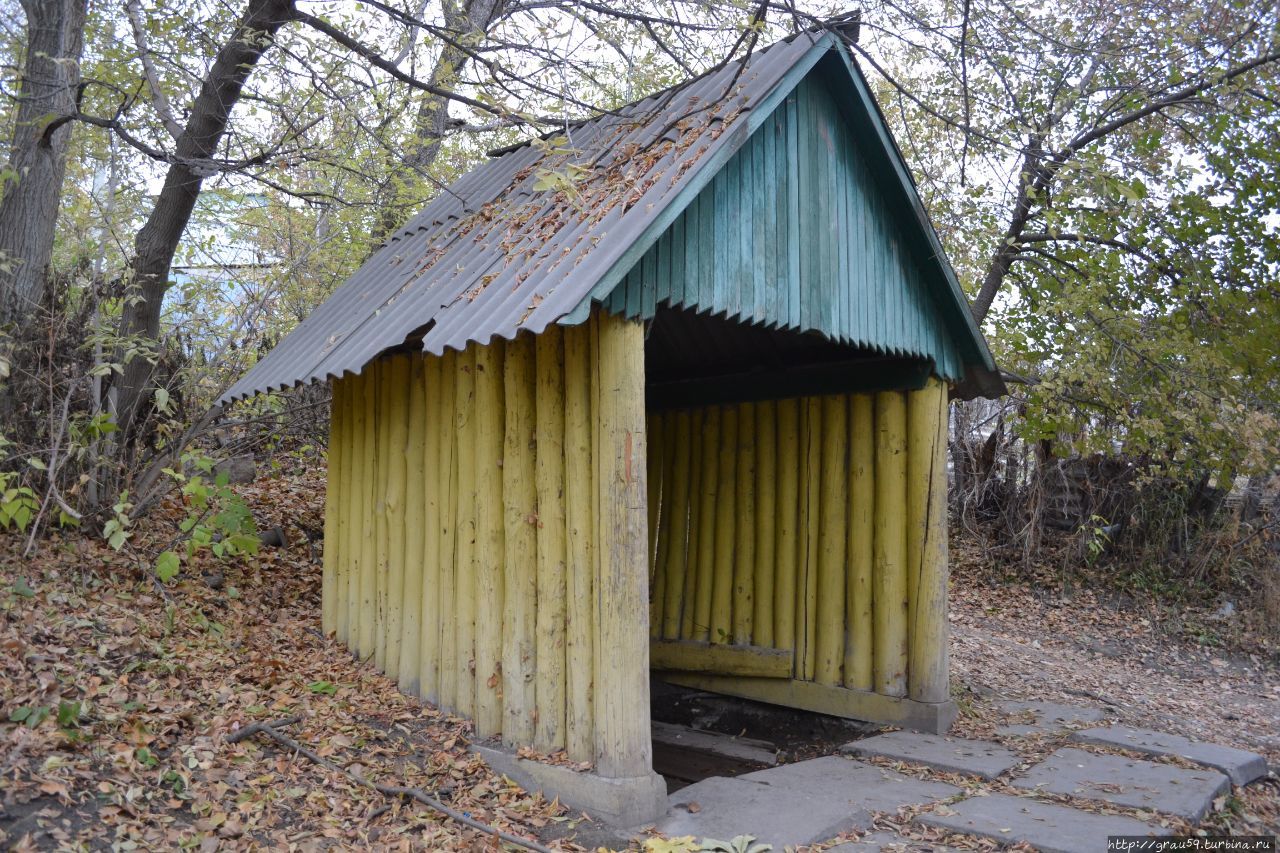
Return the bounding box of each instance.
[1,467,1276,849]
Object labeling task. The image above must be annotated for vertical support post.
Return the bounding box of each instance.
[384,355,410,681]
[752,401,776,648]
[659,411,693,641]
[357,365,378,659]
[773,398,799,651]
[535,328,568,750]
[452,347,477,718]
[400,355,427,695]
[342,374,361,648]
[692,406,719,642]
[436,351,459,712]
[420,354,443,704]
[844,393,874,690]
[733,402,756,644]
[563,321,595,762]
[711,405,737,644]
[873,390,908,697]
[908,379,950,703]
[798,396,821,681]
[502,334,538,746]
[815,394,847,685]
[322,380,341,636]
[590,311,653,780]
[472,341,505,736]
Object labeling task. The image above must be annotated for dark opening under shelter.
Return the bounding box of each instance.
[223,30,1004,824]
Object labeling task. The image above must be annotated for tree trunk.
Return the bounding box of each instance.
[0,0,88,327]
[378,0,505,237]
[113,0,296,451]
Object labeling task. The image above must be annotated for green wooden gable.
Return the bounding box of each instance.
[602,46,991,391]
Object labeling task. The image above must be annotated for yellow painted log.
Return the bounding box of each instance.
[649,413,677,639]
[873,390,908,698]
[590,310,653,779]
[844,393,875,690]
[452,347,477,718]
[907,380,950,703]
[436,351,459,711]
[374,359,392,671]
[692,406,719,642]
[711,405,737,645]
[357,365,378,659]
[420,354,443,704]
[341,374,360,647]
[815,394,848,686]
[679,408,705,640]
[399,355,427,694]
[472,341,505,737]
[330,378,349,641]
[501,333,537,746]
[798,397,822,681]
[650,639,792,678]
[647,411,663,584]
[659,411,693,640]
[752,401,776,649]
[383,355,410,682]
[534,328,567,750]
[562,320,595,762]
[322,382,340,636]
[773,398,800,651]
[733,402,756,644]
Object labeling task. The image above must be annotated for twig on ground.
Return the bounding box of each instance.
[228,716,555,853]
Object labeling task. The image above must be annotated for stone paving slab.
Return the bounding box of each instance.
[1070,726,1268,786]
[995,700,1108,736]
[915,793,1170,853]
[1011,747,1230,821]
[842,731,1021,779]
[657,775,872,847]
[738,756,961,814]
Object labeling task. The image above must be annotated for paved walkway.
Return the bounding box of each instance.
[648,700,1270,851]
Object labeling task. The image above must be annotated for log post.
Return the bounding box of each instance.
[907,379,950,703]
[873,390,908,697]
[590,311,653,780]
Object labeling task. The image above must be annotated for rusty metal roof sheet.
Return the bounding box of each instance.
[221,30,1000,404]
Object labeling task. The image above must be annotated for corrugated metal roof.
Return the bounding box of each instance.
[221,31,1001,405]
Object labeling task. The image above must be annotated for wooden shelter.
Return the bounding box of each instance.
[223,31,1003,823]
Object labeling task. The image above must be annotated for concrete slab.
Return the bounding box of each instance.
[842,731,1021,779]
[1011,747,1230,821]
[472,743,667,826]
[1070,726,1268,786]
[656,776,871,847]
[996,699,1108,736]
[738,756,962,814]
[915,793,1170,853]
[654,757,961,847]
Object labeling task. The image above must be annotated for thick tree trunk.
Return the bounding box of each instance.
[113,0,296,449]
[0,0,88,327]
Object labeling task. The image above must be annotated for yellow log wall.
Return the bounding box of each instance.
[325,310,652,774]
[647,381,952,722]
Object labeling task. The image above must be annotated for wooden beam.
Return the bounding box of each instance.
[650,640,792,678]
[661,673,957,734]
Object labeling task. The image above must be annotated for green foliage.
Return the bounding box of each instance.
[868,0,1280,480]
[148,450,259,583]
